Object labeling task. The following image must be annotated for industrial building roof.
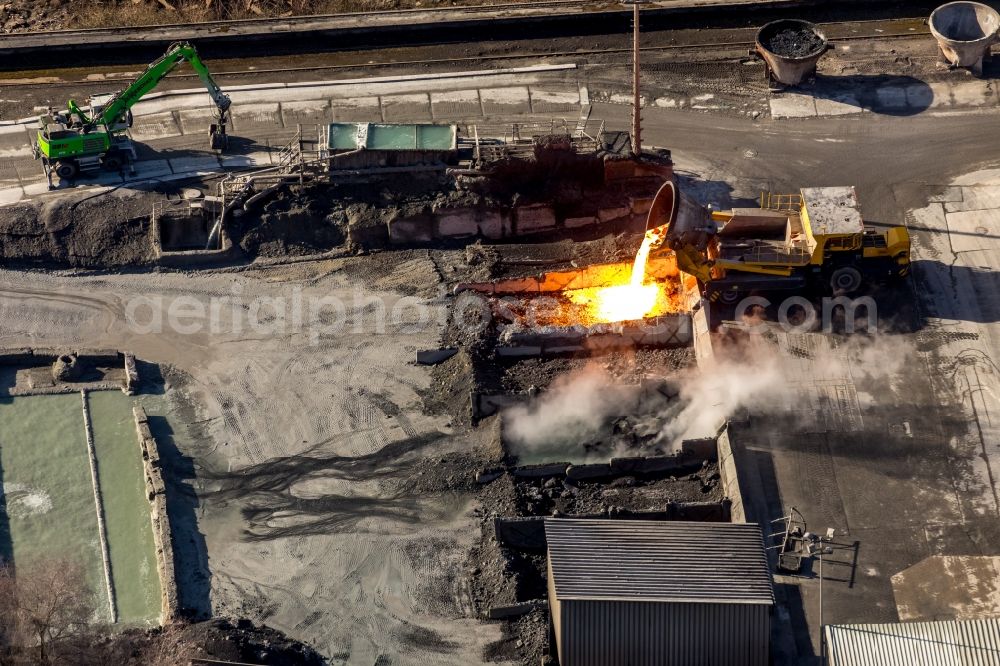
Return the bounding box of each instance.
[544,518,774,605]
[826,619,1000,666]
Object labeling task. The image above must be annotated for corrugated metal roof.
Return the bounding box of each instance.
[826,619,1000,666]
[544,518,773,605]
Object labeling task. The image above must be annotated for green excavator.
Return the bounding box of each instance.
[34,41,231,188]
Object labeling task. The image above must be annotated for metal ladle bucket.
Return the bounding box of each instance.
[930,1,1000,76]
[755,19,829,87]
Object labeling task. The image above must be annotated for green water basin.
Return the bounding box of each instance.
[88,391,161,625]
[0,394,108,621]
[0,392,160,625]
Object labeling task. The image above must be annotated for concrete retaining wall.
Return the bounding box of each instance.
[486,599,547,620]
[388,198,653,246]
[717,424,749,524]
[0,348,35,366]
[494,314,693,357]
[474,391,529,420]
[546,450,710,482]
[124,353,139,395]
[495,501,733,550]
[0,348,125,366]
[133,406,180,624]
[0,348,137,396]
[151,200,238,268]
[692,305,714,368]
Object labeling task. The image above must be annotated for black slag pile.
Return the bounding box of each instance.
[764,26,824,57]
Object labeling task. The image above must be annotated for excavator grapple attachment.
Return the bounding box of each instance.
[209,123,228,152]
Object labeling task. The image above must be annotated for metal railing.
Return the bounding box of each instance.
[724,241,811,265]
[760,191,802,211]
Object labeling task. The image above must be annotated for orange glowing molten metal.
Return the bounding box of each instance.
[569,230,663,323]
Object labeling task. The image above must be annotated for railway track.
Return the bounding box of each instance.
[0,0,943,71]
[0,0,875,40]
[0,16,930,88]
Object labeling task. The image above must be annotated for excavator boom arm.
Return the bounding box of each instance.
[95,41,230,127]
[184,46,231,116]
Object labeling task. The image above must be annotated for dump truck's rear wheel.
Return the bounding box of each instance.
[830,266,863,294]
[54,161,78,179]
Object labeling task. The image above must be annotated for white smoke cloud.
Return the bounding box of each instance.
[502,366,642,462]
[502,327,915,461]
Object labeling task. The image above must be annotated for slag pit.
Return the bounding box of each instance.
[458,253,697,330]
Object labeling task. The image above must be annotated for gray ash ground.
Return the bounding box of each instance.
[763,26,826,58]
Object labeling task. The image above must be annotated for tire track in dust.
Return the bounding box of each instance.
[0,287,123,340]
[343,340,390,457]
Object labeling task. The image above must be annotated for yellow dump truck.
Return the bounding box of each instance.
[648,182,910,303]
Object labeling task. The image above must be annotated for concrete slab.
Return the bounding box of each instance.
[11,162,43,187]
[220,151,273,169]
[873,86,908,111]
[0,186,23,205]
[129,159,173,180]
[608,92,644,106]
[23,181,55,196]
[690,93,721,110]
[653,97,683,109]
[0,123,29,137]
[813,93,864,117]
[480,87,531,116]
[380,93,432,122]
[280,100,332,126]
[231,103,283,131]
[330,96,382,122]
[944,185,1000,213]
[565,216,597,228]
[0,161,23,189]
[529,88,580,113]
[892,556,1000,621]
[85,171,126,188]
[950,81,994,107]
[769,93,817,119]
[944,208,999,253]
[177,107,224,136]
[0,143,33,158]
[436,209,478,238]
[133,91,218,115]
[922,81,954,109]
[130,111,182,140]
[167,155,222,173]
[929,186,963,203]
[905,83,934,110]
[429,90,482,119]
[515,204,556,233]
